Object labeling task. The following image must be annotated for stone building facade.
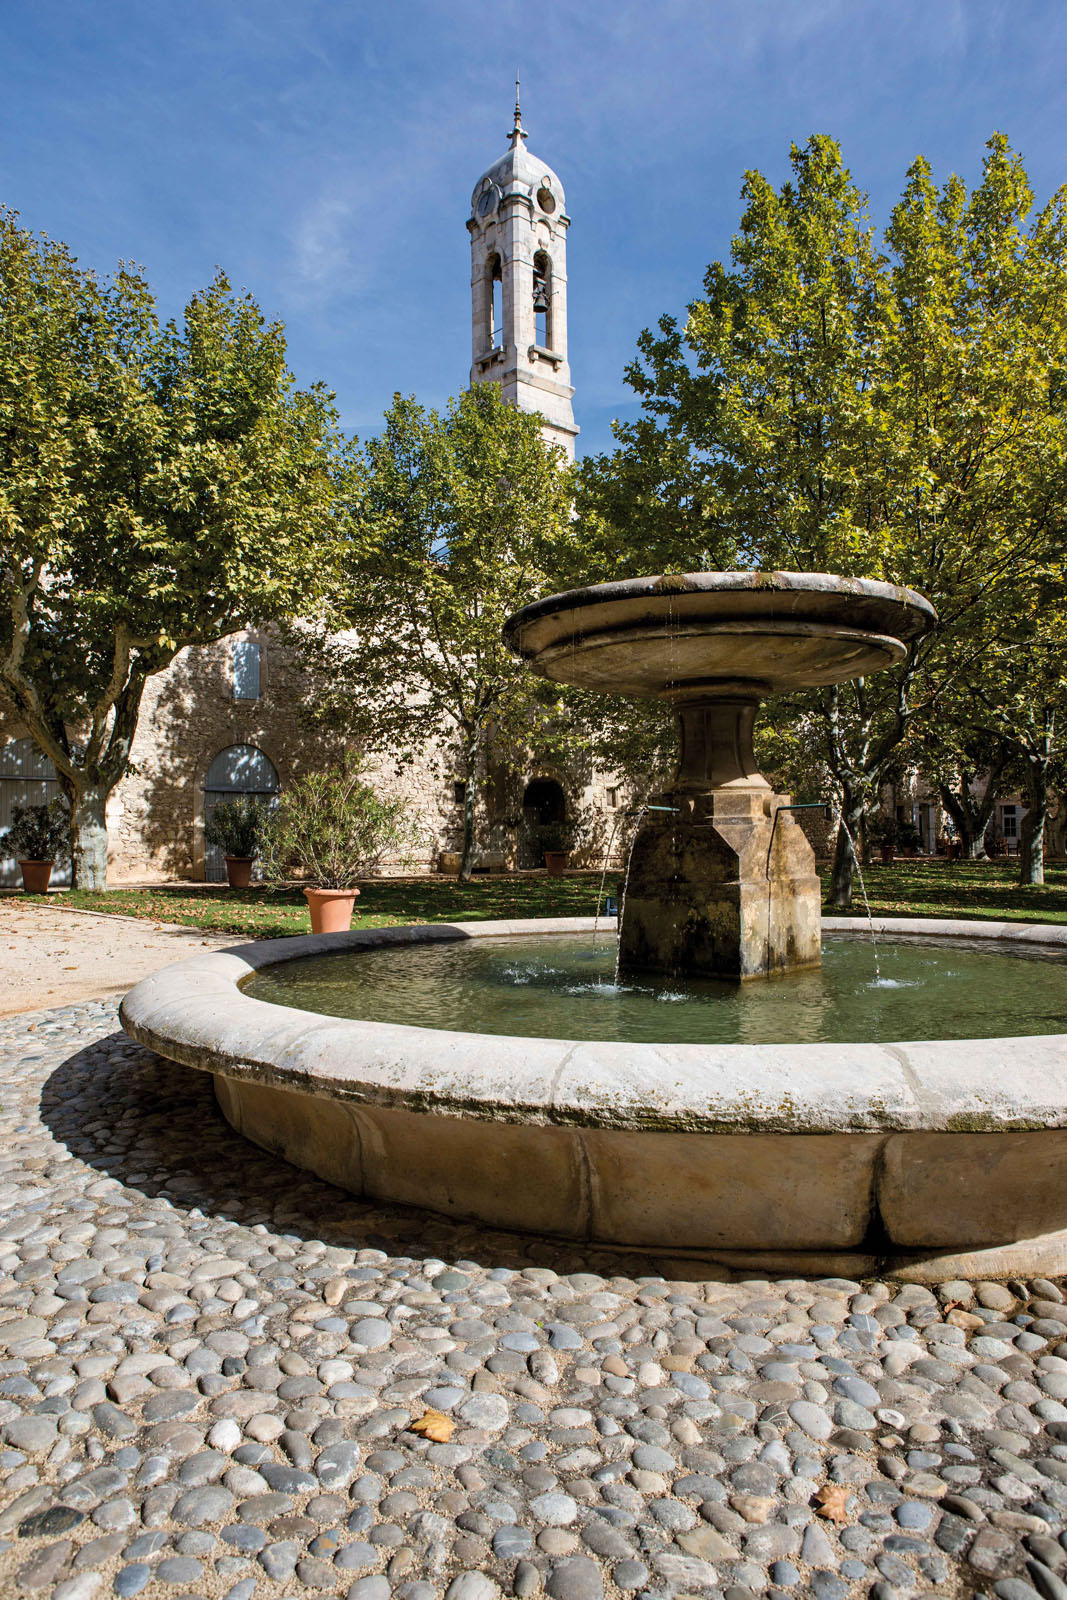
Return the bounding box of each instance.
[1,105,621,885]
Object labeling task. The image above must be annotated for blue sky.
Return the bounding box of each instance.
[3,1,1065,456]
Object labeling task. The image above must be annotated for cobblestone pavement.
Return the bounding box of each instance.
[3,1004,1067,1600]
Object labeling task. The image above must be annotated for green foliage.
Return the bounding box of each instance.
[0,208,349,888]
[299,385,578,879]
[955,582,1067,884]
[203,796,272,859]
[528,818,574,854]
[866,814,922,852]
[260,768,416,890]
[3,799,69,861]
[577,134,1067,904]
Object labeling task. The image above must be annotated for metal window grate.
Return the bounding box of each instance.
[203,744,279,882]
[232,640,261,700]
[0,739,70,885]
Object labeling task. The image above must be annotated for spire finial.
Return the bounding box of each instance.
[509,72,527,146]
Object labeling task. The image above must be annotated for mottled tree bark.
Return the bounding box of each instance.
[68,784,110,891]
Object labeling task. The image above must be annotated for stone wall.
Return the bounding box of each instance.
[106,629,465,883]
[0,629,621,883]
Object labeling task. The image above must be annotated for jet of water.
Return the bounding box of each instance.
[614,803,650,987]
[592,808,625,947]
[834,809,881,981]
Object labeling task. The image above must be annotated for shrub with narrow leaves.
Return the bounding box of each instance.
[260,768,416,890]
[4,801,69,862]
[203,796,272,859]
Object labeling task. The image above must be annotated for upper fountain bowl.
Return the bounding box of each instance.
[503,571,936,699]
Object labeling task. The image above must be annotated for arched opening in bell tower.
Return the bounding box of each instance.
[533,251,551,349]
[486,254,503,349]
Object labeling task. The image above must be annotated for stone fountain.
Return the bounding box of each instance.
[120,569,1067,1280]
[503,571,936,980]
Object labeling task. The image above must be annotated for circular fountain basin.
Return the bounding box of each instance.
[502,571,936,697]
[120,917,1067,1282]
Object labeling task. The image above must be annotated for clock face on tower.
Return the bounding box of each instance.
[478,186,497,217]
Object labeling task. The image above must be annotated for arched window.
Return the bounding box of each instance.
[487,254,503,349]
[533,251,551,349]
[0,739,69,885]
[202,744,280,883]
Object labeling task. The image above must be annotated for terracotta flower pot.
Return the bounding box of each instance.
[224,856,254,889]
[304,886,360,934]
[19,860,53,894]
[543,850,568,877]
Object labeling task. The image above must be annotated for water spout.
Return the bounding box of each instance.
[835,810,881,981]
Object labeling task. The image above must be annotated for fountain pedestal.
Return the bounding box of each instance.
[503,571,936,982]
[619,695,821,980]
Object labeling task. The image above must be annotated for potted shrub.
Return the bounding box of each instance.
[866,814,899,864]
[5,800,69,893]
[896,819,924,857]
[204,796,271,888]
[536,819,573,877]
[262,767,414,933]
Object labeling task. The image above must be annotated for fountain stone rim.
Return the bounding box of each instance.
[120,917,1067,1278]
[502,569,937,698]
[120,915,1067,1137]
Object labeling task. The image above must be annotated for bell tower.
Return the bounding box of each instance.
[467,84,578,459]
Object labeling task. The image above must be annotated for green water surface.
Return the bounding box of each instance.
[242,932,1067,1045]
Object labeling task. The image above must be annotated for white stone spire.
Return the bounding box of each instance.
[467,90,578,459]
[509,74,526,147]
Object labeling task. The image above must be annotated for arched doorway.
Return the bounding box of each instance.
[520,777,566,868]
[0,739,70,886]
[202,745,280,883]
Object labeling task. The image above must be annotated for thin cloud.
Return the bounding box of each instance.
[292,191,356,287]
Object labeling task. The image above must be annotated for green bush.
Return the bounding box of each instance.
[260,768,415,890]
[534,819,573,854]
[867,813,923,852]
[203,796,272,859]
[4,800,69,861]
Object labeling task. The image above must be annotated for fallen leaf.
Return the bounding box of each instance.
[408,1408,455,1443]
[814,1484,852,1523]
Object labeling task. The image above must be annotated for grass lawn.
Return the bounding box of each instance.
[45,873,615,939]
[33,857,1067,939]
[837,858,1067,924]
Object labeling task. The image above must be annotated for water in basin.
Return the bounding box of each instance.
[242,932,1067,1044]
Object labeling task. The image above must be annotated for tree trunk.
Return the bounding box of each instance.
[1019,757,1048,888]
[70,785,110,891]
[936,751,1008,861]
[827,790,866,910]
[457,727,481,884]
[937,785,986,859]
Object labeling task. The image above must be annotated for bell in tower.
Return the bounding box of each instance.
[466,83,578,459]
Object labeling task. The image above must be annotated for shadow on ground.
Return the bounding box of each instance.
[39,1031,680,1281]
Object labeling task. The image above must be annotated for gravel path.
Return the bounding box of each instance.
[0,900,238,1017]
[2,1003,1067,1600]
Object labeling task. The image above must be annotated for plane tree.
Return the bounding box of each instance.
[576,135,1067,905]
[0,210,347,886]
[298,385,576,881]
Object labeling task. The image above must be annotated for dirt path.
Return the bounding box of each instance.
[0,897,241,1016]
